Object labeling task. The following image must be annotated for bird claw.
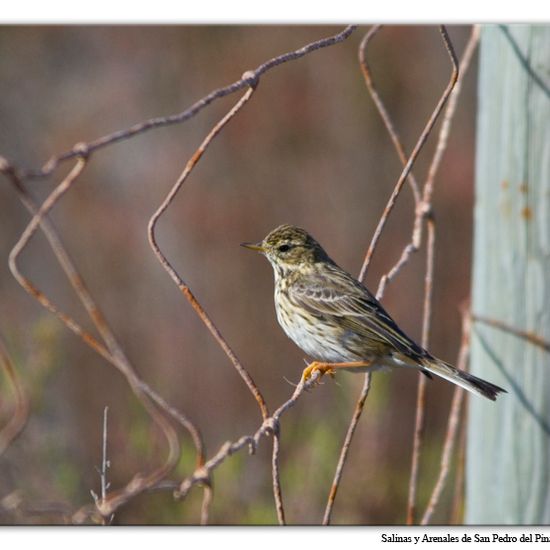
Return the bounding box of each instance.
[301,362,336,384]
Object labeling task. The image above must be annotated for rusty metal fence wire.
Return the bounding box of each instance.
[0,24,496,525]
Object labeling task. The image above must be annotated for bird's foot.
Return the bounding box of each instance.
[301,361,336,383]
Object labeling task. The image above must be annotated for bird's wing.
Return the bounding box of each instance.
[289,267,427,360]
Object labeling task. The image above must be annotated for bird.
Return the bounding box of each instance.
[241,224,506,401]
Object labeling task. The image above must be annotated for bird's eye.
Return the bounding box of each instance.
[278,244,291,252]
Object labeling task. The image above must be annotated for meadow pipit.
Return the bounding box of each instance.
[242,224,505,400]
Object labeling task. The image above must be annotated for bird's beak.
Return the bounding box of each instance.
[240,241,265,253]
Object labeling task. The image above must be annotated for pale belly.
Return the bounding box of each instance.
[275,294,359,363]
[272,284,414,374]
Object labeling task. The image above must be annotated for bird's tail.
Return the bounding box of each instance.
[421,357,506,401]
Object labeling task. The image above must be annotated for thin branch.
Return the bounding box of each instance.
[421,310,470,525]
[22,26,356,179]
[0,332,30,456]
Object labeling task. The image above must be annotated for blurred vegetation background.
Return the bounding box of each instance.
[0,25,476,524]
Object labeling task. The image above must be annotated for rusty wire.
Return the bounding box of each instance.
[331,24,478,525]
[4,157,187,523]
[472,314,550,353]
[322,25,463,525]
[406,26,479,525]
[7,158,208,462]
[376,25,480,299]
[148,86,268,419]
[0,26,357,524]
[358,26,459,284]
[450,414,467,523]
[0,24,507,526]
[143,26,357,526]
[174,373,321,501]
[407,216,436,524]
[145,84,289,518]
[21,26,356,180]
[358,25,422,207]
[2,157,212,521]
[322,372,371,525]
[421,309,471,525]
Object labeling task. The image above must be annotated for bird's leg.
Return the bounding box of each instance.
[301,360,374,382]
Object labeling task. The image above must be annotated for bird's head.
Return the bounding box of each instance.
[241,224,331,275]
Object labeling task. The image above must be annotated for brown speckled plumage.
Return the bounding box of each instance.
[242,224,506,400]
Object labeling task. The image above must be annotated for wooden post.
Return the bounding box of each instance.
[467,25,550,524]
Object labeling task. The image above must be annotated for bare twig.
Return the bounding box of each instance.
[0,332,30,456]
[22,26,356,180]
[421,310,470,525]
